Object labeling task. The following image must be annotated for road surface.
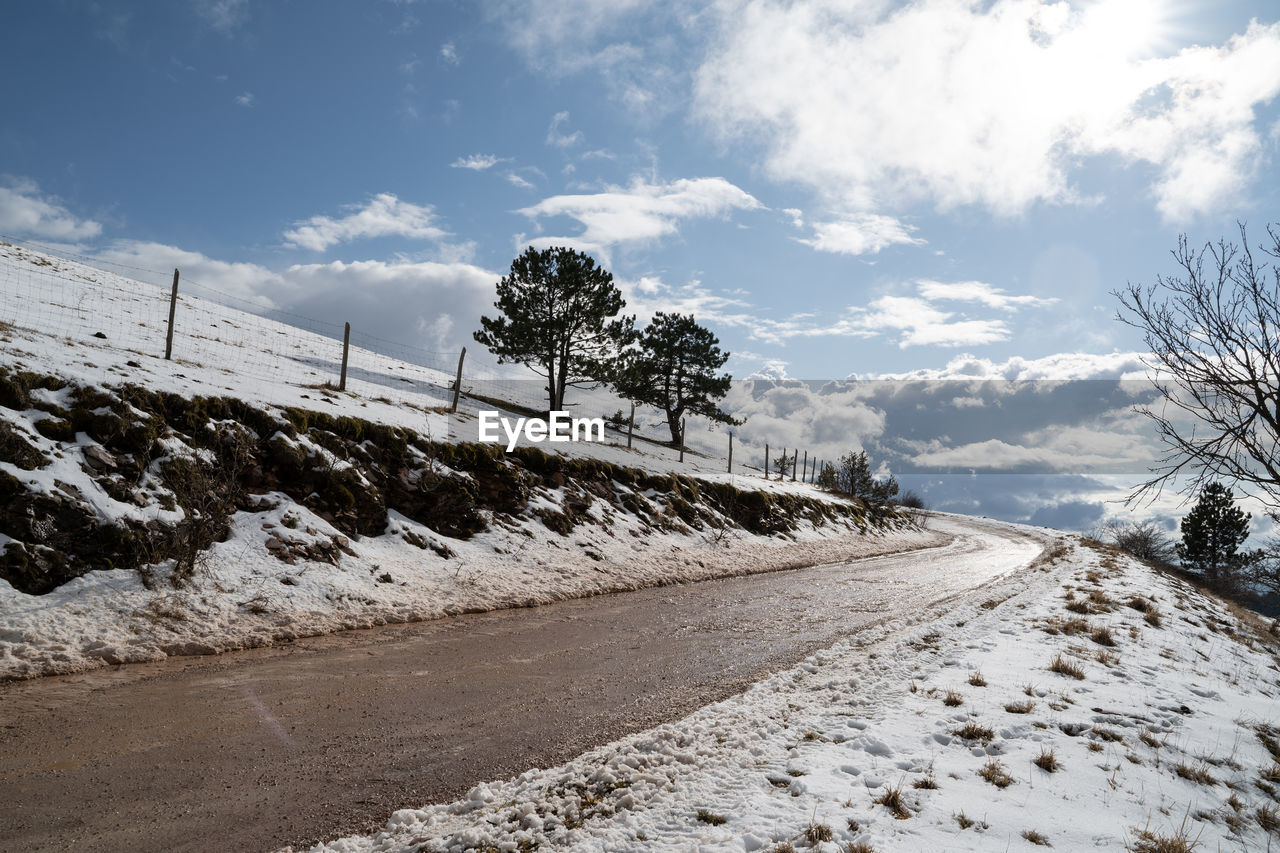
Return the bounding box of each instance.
[0,514,1045,852]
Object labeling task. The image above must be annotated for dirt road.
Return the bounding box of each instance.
[0,515,1045,852]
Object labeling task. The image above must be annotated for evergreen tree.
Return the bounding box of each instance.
[474,246,635,412]
[817,450,898,504]
[614,312,739,446]
[1177,482,1251,583]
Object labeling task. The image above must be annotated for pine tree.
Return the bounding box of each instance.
[474,246,636,412]
[1177,482,1251,584]
[613,312,739,446]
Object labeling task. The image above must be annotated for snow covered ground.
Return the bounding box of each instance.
[290,524,1280,853]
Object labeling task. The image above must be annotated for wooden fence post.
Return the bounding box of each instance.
[164,269,179,360]
[802,450,807,482]
[627,402,635,449]
[727,432,733,474]
[764,444,769,479]
[338,322,351,391]
[678,418,686,463]
[791,449,798,482]
[450,347,466,413]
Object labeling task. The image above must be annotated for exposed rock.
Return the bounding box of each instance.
[82,444,117,471]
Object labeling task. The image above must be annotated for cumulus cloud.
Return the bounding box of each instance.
[797,214,924,255]
[916,280,1057,311]
[0,178,103,242]
[234,91,255,107]
[450,154,509,171]
[871,350,1151,380]
[282,193,449,251]
[797,279,1057,349]
[695,0,1280,223]
[89,240,498,355]
[850,295,1009,348]
[440,41,459,65]
[517,176,762,255]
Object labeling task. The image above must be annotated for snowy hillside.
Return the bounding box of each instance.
[0,242,927,679]
[291,532,1280,853]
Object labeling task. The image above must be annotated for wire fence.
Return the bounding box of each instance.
[0,235,830,482]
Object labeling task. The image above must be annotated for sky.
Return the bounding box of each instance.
[2,0,1279,534]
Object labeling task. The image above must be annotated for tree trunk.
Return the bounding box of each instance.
[666,409,683,446]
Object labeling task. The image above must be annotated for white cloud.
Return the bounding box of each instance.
[0,178,103,242]
[695,1,1280,223]
[910,438,1125,473]
[486,0,654,69]
[282,193,449,251]
[871,350,1151,381]
[546,111,583,148]
[797,214,924,256]
[852,295,1009,348]
[504,172,535,189]
[94,240,287,304]
[744,359,790,380]
[440,41,459,65]
[234,91,255,107]
[89,239,498,354]
[915,280,1057,312]
[517,176,762,254]
[450,154,508,171]
[191,0,249,35]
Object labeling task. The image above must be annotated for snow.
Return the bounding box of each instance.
[287,526,1280,852]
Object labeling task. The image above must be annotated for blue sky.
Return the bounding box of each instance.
[4,0,1279,381]
[3,1,1280,532]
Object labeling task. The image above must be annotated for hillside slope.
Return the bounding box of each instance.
[0,242,935,679]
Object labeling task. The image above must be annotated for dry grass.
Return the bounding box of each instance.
[1022,828,1052,846]
[968,670,987,687]
[803,822,833,844]
[1130,826,1199,852]
[1258,803,1280,834]
[978,758,1014,788]
[912,773,939,790]
[1126,596,1154,612]
[1091,626,1118,646]
[1005,700,1036,714]
[695,809,727,825]
[873,781,911,820]
[1049,653,1086,680]
[1145,610,1163,628]
[1173,762,1218,786]
[942,690,964,707]
[952,720,995,743]
[845,843,877,853]
[1034,747,1060,772]
[1139,728,1165,750]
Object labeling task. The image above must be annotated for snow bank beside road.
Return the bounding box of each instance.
[0,499,941,680]
[295,529,1280,852]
